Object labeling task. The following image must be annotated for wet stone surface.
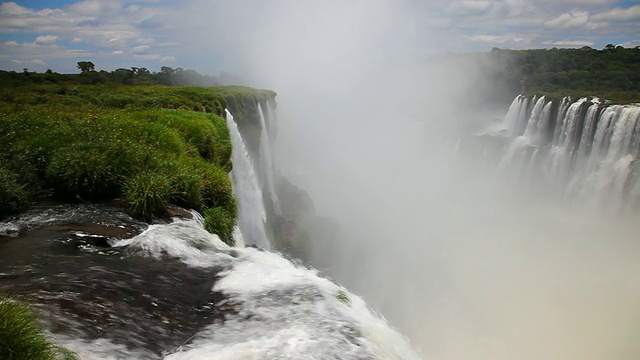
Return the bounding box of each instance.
[0,204,233,358]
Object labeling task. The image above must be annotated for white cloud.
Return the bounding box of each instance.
[12,58,47,66]
[467,34,528,44]
[66,0,124,16]
[34,34,58,45]
[132,53,161,60]
[619,40,640,48]
[592,5,640,22]
[131,45,150,54]
[447,0,494,16]
[136,37,156,45]
[0,2,29,15]
[544,11,590,29]
[542,39,595,47]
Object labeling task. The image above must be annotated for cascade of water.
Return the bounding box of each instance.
[264,100,279,142]
[575,102,600,164]
[114,213,420,360]
[225,109,270,249]
[514,96,531,136]
[257,103,281,215]
[504,95,524,135]
[497,94,640,211]
[551,97,571,146]
[522,96,547,142]
[546,98,588,189]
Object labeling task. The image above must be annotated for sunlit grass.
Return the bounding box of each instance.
[0,298,77,360]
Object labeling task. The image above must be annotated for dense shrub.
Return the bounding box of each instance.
[0,82,273,241]
[124,171,171,221]
[0,298,78,360]
[199,163,235,211]
[0,168,30,217]
[46,143,131,200]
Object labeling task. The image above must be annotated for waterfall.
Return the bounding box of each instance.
[225,109,270,249]
[497,95,640,210]
[257,103,281,215]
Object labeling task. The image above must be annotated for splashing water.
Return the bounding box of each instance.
[497,95,640,211]
[258,103,281,215]
[225,109,270,249]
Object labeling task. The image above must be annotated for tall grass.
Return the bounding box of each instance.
[0,298,77,360]
[0,83,272,242]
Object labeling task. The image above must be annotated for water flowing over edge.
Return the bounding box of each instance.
[494,95,640,211]
[52,212,421,360]
[225,109,271,250]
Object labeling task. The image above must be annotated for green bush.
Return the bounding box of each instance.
[124,171,171,221]
[199,163,235,211]
[157,157,205,210]
[46,144,128,200]
[0,298,77,360]
[204,206,236,246]
[0,168,30,217]
[0,82,275,235]
[156,157,235,214]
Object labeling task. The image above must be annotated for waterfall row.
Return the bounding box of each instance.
[499,95,640,210]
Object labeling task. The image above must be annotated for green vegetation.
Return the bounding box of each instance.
[0,168,30,217]
[0,297,77,360]
[0,63,238,87]
[482,45,640,103]
[0,80,275,246]
[204,205,237,246]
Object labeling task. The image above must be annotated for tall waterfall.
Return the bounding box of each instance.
[257,103,281,215]
[498,95,640,211]
[225,109,270,249]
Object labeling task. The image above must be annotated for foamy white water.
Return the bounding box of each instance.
[258,103,281,215]
[497,95,640,210]
[109,214,421,359]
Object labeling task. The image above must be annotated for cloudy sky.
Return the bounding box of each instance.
[0,0,638,75]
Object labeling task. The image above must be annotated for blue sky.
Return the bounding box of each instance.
[0,0,638,75]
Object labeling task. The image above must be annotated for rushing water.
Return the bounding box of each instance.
[257,103,281,216]
[496,95,640,211]
[3,96,640,359]
[0,203,418,359]
[0,105,420,359]
[226,109,270,250]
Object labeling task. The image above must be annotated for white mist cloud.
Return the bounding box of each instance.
[172,1,640,360]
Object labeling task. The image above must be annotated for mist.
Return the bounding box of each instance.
[180,1,640,359]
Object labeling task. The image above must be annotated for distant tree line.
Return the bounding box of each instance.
[0,62,245,87]
[469,45,640,103]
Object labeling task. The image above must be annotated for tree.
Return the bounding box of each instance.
[77,61,95,73]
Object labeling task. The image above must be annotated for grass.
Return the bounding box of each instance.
[0,167,30,217]
[204,205,237,246]
[0,82,274,242]
[0,297,78,360]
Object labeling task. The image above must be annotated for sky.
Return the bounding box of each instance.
[0,0,638,75]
